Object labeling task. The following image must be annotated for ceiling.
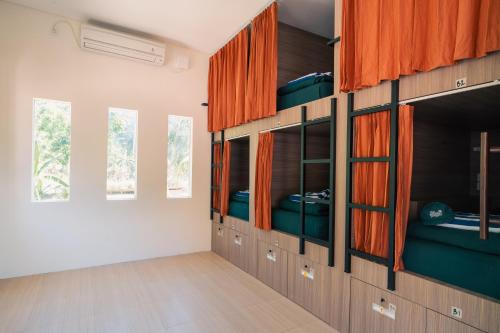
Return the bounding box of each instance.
[8,0,334,54]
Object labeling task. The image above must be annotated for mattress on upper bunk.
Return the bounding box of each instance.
[228,191,249,221]
[277,73,333,111]
[403,221,500,300]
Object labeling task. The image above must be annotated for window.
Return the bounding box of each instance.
[167,115,193,198]
[106,108,138,200]
[32,98,71,202]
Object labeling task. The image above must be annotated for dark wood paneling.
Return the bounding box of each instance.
[411,117,472,210]
[230,138,250,193]
[278,22,332,88]
[271,129,330,207]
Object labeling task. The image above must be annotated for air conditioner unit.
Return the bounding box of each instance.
[80,24,165,65]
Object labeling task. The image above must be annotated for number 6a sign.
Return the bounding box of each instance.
[455,77,467,89]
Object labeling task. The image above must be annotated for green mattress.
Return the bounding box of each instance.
[271,208,329,241]
[277,82,333,111]
[403,222,500,300]
[228,201,249,221]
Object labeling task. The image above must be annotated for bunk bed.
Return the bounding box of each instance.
[227,136,250,221]
[401,84,500,300]
[265,101,337,265]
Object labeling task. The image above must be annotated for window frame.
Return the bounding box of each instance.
[166,115,194,199]
[106,107,139,201]
[31,97,72,203]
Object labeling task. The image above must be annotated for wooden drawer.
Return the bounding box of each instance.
[225,216,251,235]
[287,253,332,323]
[350,278,426,333]
[228,229,249,273]
[257,240,288,296]
[426,310,484,333]
[212,222,229,260]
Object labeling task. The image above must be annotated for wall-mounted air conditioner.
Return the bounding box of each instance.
[80,24,165,65]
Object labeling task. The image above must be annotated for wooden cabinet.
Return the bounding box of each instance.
[426,310,484,333]
[257,240,288,296]
[225,216,251,235]
[228,229,249,273]
[212,223,229,260]
[287,254,332,323]
[350,278,426,333]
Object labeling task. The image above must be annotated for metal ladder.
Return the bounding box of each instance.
[344,80,399,290]
[299,98,337,267]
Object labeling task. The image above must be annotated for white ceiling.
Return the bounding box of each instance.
[8,0,334,54]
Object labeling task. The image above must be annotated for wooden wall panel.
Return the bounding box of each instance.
[287,253,332,323]
[411,118,471,208]
[426,310,484,333]
[257,240,288,296]
[271,132,301,207]
[350,257,500,333]
[399,52,500,101]
[278,22,332,88]
[349,278,426,333]
[229,138,250,194]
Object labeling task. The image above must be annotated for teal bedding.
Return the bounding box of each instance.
[272,208,329,241]
[403,222,500,300]
[279,199,329,216]
[228,201,249,221]
[277,82,333,111]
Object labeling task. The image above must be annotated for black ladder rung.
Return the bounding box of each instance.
[348,248,389,266]
[302,117,330,127]
[211,140,223,145]
[210,185,221,190]
[302,197,330,205]
[303,159,330,164]
[348,203,390,213]
[211,163,223,168]
[302,235,329,247]
[210,208,220,213]
[349,157,390,163]
[349,103,391,118]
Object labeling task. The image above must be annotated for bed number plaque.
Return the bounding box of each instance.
[301,267,314,280]
[455,77,467,89]
[451,306,463,319]
[234,235,242,246]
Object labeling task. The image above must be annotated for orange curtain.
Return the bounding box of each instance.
[352,111,391,258]
[255,132,274,230]
[340,0,500,92]
[352,106,414,270]
[394,105,414,271]
[220,141,232,216]
[212,143,222,210]
[246,2,278,122]
[208,29,248,132]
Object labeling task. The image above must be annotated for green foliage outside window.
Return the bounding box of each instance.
[167,116,192,198]
[32,98,71,201]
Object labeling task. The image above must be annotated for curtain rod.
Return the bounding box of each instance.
[259,122,300,133]
[399,80,500,105]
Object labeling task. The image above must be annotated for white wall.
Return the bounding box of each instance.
[0,2,211,279]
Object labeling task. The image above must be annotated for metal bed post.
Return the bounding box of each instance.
[299,106,307,255]
[210,130,225,224]
[328,98,337,267]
